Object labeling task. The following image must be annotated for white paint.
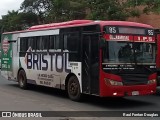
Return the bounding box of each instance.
[20,29,59,37]
[12,34,20,80]
[69,62,82,92]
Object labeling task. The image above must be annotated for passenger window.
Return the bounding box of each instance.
[63,33,79,52]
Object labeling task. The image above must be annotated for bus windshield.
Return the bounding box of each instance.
[103,41,156,64]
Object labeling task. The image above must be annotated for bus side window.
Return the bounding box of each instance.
[63,33,79,61]
[20,38,28,52]
[37,36,47,51]
[28,37,36,51]
[20,37,28,56]
[63,33,79,52]
[63,34,68,50]
[42,36,49,51]
[54,35,60,50]
[49,36,55,50]
[36,36,41,51]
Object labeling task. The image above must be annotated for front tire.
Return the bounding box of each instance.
[67,76,82,101]
[18,70,28,89]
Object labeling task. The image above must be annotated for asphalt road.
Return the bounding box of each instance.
[0,74,160,120]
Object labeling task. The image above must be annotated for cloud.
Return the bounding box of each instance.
[0,0,24,18]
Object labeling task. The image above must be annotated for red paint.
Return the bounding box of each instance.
[2,20,156,97]
[134,36,155,42]
[104,34,133,41]
[99,50,157,97]
[103,34,155,43]
[3,20,153,34]
[99,70,157,97]
[29,20,93,30]
[148,73,157,80]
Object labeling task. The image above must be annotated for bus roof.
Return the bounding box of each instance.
[3,20,153,35]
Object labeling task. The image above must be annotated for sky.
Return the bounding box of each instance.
[0,0,24,19]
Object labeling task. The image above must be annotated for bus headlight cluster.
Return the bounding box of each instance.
[148,79,156,84]
[104,78,123,86]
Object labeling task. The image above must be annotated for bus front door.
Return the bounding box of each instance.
[82,34,99,95]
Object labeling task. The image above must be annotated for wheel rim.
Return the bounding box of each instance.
[69,80,78,96]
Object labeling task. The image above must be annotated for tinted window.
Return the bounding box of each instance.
[43,36,49,50]
[49,36,55,49]
[36,36,42,50]
[63,33,79,52]
[55,36,60,49]
[28,37,36,50]
[20,38,28,52]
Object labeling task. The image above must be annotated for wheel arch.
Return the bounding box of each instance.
[17,68,26,80]
[17,67,28,89]
[65,73,82,92]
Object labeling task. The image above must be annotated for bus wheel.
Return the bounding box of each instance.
[18,70,27,89]
[67,76,81,101]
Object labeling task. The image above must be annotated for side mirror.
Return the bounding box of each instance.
[100,38,105,48]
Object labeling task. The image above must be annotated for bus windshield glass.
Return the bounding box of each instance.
[103,41,156,64]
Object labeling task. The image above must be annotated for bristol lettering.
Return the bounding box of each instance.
[27,52,71,73]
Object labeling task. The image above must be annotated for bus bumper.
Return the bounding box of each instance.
[100,84,156,97]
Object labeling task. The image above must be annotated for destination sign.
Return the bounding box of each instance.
[104,26,154,36]
[103,34,155,42]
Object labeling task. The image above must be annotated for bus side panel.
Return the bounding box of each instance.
[67,62,82,91]
[19,53,59,88]
[19,51,75,89]
[12,34,20,81]
[1,34,13,80]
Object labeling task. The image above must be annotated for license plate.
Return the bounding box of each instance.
[132,91,139,96]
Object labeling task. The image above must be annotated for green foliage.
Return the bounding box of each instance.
[86,0,129,20]
[1,0,160,32]
[143,0,160,14]
[20,0,52,23]
[1,10,22,32]
[46,0,86,22]
[0,11,39,32]
[125,0,160,14]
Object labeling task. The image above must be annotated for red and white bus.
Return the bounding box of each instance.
[1,20,157,101]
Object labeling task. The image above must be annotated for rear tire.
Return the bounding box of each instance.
[18,70,28,89]
[67,76,82,101]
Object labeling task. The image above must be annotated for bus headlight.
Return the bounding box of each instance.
[104,78,123,86]
[148,79,156,84]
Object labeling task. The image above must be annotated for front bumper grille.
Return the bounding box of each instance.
[121,74,148,85]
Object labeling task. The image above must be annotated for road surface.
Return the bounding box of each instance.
[0,75,160,120]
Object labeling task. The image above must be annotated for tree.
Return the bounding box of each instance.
[1,0,159,33]
[46,0,86,22]
[20,0,150,22]
[1,10,21,32]
[20,0,52,24]
[18,12,39,29]
[0,10,39,32]
[125,0,160,14]
[85,0,129,20]
[141,0,160,14]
